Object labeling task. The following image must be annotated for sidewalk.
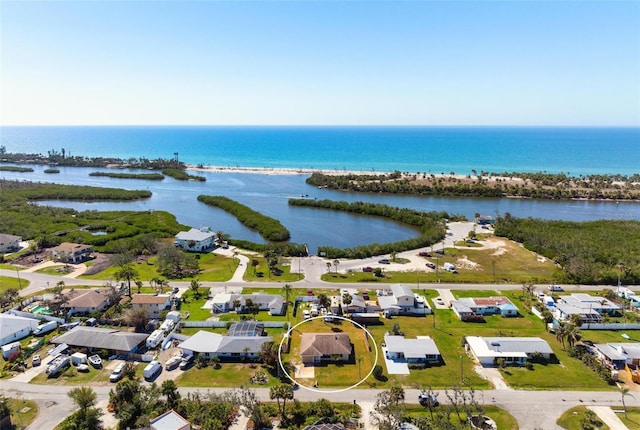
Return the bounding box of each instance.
[588,406,629,430]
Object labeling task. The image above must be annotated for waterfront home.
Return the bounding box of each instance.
[300,333,352,364]
[51,242,94,263]
[465,336,554,366]
[0,234,21,253]
[384,334,441,364]
[174,227,216,252]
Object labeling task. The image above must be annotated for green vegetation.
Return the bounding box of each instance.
[0,181,185,251]
[44,168,60,173]
[199,195,291,242]
[0,180,151,201]
[242,255,299,282]
[0,276,28,292]
[495,214,640,284]
[404,404,519,430]
[162,168,206,181]
[0,166,34,172]
[617,407,640,429]
[289,199,456,258]
[557,405,609,430]
[89,171,165,180]
[306,170,640,200]
[4,397,39,429]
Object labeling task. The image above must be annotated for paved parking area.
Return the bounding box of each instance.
[381,347,410,375]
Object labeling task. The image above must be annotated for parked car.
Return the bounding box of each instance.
[32,354,41,366]
[425,262,436,269]
[435,249,445,255]
[303,310,311,319]
[378,259,390,264]
[88,354,102,368]
[172,287,179,294]
[179,355,195,370]
[110,363,126,382]
[548,285,564,292]
[419,392,439,407]
[418,251,432,257]
[77,364,90,372]
[307,289,314,296]
[362,266,373,272]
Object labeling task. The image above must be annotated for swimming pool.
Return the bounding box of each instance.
[31,305,53,315]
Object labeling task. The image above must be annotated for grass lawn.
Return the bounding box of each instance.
[7,397,39,430]
[178,290,213,321]
[282,317,377,389]
[30,362,112,385]
[176,362,280,387]
[322,238,560,284]
[243,256,300,282]
[557,405,609,429]
[36,265,73,276]
[80,253,238,282]
[616,407,640,429]
[0,275,29,292]
[404,404,519,430]
[0,263,23,270]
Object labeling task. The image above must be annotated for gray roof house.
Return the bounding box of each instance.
[384,334,441,364]
[174,227,216,252]
[553,294,621,322]
[0,313,39,346]
[0,234,22,253]
[150,409,191,430]
[465,336,554,366]
[179,330,273,360]
[51,326,148,354]
[593,342,640,370]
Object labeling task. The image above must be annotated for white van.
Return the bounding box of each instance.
[110,362,126,382]
[143,360,162,380]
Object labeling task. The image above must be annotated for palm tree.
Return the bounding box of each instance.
[326,262,332,273]
[566,323,582,348]
[333,259,340,273]
[190,279,201,299]
[115,263,139,298]
[555,322,568,349]
[282,284,292,305]
[251,259,259,275]
[620,386,633,418]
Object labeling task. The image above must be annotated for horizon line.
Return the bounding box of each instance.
[1,124,639,128]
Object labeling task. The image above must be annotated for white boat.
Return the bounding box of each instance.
[88,354,102,368]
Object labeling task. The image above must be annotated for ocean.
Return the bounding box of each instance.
[2,126,640,176]
[1,126,640,252]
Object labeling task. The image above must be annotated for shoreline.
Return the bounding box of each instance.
[185,164,395,176]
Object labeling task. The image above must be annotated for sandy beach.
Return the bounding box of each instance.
[185,164,394,176]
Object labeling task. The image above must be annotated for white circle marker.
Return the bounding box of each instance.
[277,315,379,393]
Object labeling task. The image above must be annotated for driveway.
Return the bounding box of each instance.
[381,347,410,375]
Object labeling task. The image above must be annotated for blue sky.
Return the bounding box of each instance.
[1,1,639,126]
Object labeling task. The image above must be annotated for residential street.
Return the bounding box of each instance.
[1,222,639,429]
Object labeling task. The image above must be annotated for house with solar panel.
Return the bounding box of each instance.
[465,336,554,366]
[178,330,273,361]
[450,296,519,321]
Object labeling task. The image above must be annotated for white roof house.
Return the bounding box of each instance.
[554,294,621,322]
[378,285,430,316]
[179,330,273,360]
[384,335,441,364]
[174,228,216,252]
[209,292,285,316]
[150,409,191,430]
[465,336,554,366]
[0,313,39,346]
[594,342,640,369]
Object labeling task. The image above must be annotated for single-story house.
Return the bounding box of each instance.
[51,326,148,355]
[384,334,441,364]
[150,409,191,430]
[0,313,39,346]
[174,227,216,252]
[61,288,112,316]
[179,330,273,360]
[465,336,554,366]
[300,333,352,364]
[450,296,519,320]
[51,242,94,263]
[131,294,172,318]
[476,215,496,225]
[0,234,22,253]
[210,293,285,316]
[377,285,431,316]
[554,293,621,322]
[593,342,640,370]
